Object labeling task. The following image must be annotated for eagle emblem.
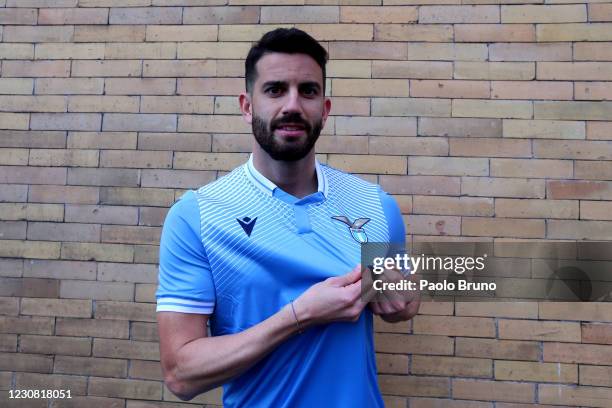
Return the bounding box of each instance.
[332,216,371,243]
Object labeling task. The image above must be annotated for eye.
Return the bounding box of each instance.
[302,87,318,97]
[265,86,283,96]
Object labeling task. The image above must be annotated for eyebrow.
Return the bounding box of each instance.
[261,80,321,91]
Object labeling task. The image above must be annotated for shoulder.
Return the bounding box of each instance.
[320,163,379,191]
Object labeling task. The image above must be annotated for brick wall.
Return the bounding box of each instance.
[1,1,611,407]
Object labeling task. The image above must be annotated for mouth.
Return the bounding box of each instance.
[274,123,307,137]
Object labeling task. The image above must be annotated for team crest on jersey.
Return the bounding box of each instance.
[332,216,371,243]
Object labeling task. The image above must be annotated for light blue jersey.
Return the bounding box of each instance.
[157,156,405,407]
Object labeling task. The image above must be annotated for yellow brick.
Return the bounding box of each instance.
[491,158,573,179]
[372,98,451,117]
[457,337,539,361]
[413,196,493,216]
[587,121,612,140]
[536,101,612,120]
[142,96,214,114]
[373,60,453,79]
[456,24,535,42]
[503,119,585,139]
[105,43,176,59]
[178,42,251,59]
[453,379,535,403]
[340,6,417,23]
[173,152,249,171]
[21,298,91,318]
[502,4,586,23]
[539,384,612,407]
[548,220,612,240]
[261,6,339,23]
[538,62,612,81]
[0,240,60,259]
[574,42,612,61]
[332,79,408,97]
[496,198,578,219]
[490,42,572,62]
[462,217,545,238]
[74,25,145,42]
[589,3,612,22]
[295,23,373,40]
[452,99,532,119]
[581,201,612,220]
[178,114,250,133]
[492,80,572,100]
[35,43,104,59]
[336,116,417,136]
[0,203,64,222]
[495,361,577,383]
[145,25,217,42]
[0,95,66,112]
[0,148,28,165]
[409,42,487,61]
[412,80,490,98]
[419,5,499,23]
[0,78,33,94]
[328,154,406,174]
[89,377,162,400]
[538,23,612,41]
[451,138,531,157]
[455,61,534,80]
[499,319,581,342]
[455,301,538,318]
[61,242,134,262]
[412,355,492,378]
[413,315,495,337]
[3,25,73,43]
[71,60,142,77]
[409,156,488,176]
[575,81,612,100]
[330,41,408,60]
[375,24,453,41]
[143,59,215,77]
[0,43,34,59]
[379,375,450,398]
[217,24,293,41]
[369,136,448,156]
[68,96,139,113]
[178,78,242,96]
[29,149,99,167]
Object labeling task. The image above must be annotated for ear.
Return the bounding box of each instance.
[321,97,332,127]
[239,92,252,124]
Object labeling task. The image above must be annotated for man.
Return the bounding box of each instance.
[156,28,419,407]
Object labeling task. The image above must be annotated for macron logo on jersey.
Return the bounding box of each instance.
[237,216,257,237]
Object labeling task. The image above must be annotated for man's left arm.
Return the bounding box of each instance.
[369,188,420,322]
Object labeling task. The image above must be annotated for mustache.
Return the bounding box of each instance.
[271,113,311,131]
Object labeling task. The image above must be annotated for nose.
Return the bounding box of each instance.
[281,87,304,116]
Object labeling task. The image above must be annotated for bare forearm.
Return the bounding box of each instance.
[167,304,299,400]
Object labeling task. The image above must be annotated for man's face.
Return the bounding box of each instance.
[243,52,331,162]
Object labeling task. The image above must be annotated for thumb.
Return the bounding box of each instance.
[328,264,362,287]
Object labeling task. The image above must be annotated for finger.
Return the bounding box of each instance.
[328,264,362,287]
[369,302,383,315]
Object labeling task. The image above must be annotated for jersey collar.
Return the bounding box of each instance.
[245,154,329,198]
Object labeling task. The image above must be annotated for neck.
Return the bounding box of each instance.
[252,147,318,199]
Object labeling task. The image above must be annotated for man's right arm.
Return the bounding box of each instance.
[158,265,367,401]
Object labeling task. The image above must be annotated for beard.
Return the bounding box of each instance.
[252,112,323,162]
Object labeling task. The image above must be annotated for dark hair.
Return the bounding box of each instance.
[245,28,328,94]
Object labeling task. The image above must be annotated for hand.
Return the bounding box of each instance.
[292,264,375,328]
[367,266,421,323]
